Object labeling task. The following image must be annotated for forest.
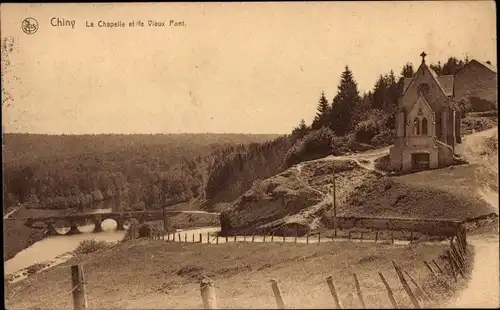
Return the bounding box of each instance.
[3,55,492,214]
[2,134,279,212]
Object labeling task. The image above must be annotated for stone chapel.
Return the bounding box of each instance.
[389,52,458,173]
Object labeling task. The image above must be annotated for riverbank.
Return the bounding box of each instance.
[3,204,220,262]
[6,239,454,309]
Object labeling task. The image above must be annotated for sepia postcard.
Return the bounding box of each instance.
[2,2,498,309]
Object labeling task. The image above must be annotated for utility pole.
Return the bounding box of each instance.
[161,178,167,233]
[331,144,337,237]
[332,162,337,237]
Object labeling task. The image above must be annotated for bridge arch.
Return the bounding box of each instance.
[53,220,72,235]
[75,218,96,233]
[101,218,118,232]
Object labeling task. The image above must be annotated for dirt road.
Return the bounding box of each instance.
[445,233,499,308]
[447,126,499,308]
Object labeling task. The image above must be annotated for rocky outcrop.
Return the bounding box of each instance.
[220,159,376,236]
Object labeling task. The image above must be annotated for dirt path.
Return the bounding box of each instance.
[3,206,21,220]
[456,127,498,164]
[445,233,499,308]
[446,133,499,309]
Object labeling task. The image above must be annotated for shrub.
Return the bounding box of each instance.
[371,129,395,147]
[138,223,158,238]
[26,263,46,275]
[461,116,497,135]
[74,239,113,255]
[354,109,390,144]
[285,127,336,166]
[121,218,140,242]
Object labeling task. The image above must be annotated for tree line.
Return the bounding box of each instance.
[2,134,279,212]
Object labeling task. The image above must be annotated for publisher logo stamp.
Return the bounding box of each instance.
[22,18,38,35]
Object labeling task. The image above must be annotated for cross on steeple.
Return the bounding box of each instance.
[420,51,427,63]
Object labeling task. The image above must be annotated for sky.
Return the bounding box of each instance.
[1,2,497,134]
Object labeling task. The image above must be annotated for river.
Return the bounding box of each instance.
[4,218,222,284]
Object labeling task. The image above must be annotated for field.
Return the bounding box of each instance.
[5,239,458,309]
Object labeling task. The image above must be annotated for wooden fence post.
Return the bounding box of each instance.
[70,264,88,310]
[318,233,321,244]
[391,231,394,244]
[403,270,432,302]
[375,231,379,243]
[378,272,399,309]
[449,250,466,279]
[451,241,465,268]
[271,233,274,242]
[326,276,343,309]
[455,236,466,259]
[283,232,286,243]
[392,261,420,308]
[216,235,219,244]
[294,232,298,243]
[270,279,285,309]
[162,231,165,240]
[234,235,237,242]
[424,261,451,288]
[200,277,217,309]
[446,251,457,283]
[348,232,351,242]
[225,235,228,243]
[410,231,414,245]
[352,273,366,308]
[252,234,255,243]
[432,259,446,276]
[306,234,309,244]
[207,232,210,244]
[243,234,246,242]
[360,232,363,243]
[185,233,187,243]
[263,235,266,242]
[192,234,195,243]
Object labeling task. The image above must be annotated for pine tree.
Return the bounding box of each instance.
[372,75,388,110]
[430,61,443,75]
[330,66,361,136]
[311,91,330,130]
[400,63,414,78]
[292,119,309,139]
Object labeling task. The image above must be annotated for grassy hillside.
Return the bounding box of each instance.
[6,239,454,309]
[334,164,495,220]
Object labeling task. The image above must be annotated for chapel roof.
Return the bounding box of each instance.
[460,59,498,74]
[436,75,454,97]
[402,74,454,97]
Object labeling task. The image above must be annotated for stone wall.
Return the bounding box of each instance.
[322,215,461,237]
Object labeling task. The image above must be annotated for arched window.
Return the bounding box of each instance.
[414,118,420,135]
[422,118,428,135]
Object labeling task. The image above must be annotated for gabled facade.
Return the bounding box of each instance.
[390,52,457,173]
[454,59,497,111]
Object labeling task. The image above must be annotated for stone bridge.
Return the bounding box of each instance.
[18,210,218,235]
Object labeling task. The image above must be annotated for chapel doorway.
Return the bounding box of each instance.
[411,153,430,171]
